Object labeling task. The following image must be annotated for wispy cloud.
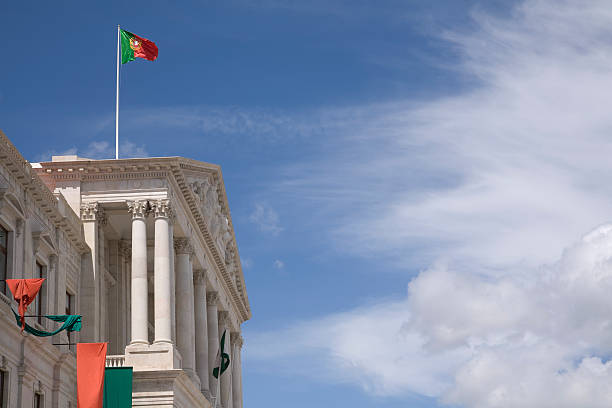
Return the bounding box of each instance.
[241,257,253,269]
[247,0,612,406]
[249,203,283,236]
[269,0,612,273]
[273,259,285,270]
[33,139,148,162]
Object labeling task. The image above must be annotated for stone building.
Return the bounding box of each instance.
[0,130,251,407]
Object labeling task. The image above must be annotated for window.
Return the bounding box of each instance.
[35,263,45,325]
[0,226,7,295]
[34,392,43,408]
[65,292,73,315]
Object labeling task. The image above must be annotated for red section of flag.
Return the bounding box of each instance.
[6,278,45,331]
[131,33,158,61]
[77,343,107,408]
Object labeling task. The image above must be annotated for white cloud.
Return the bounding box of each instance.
[249,203,283,236]
[247,1,612,406]
[273,259,285,269]
[248,224,612,407]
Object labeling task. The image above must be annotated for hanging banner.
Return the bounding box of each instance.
[6,278,45,331]
[77,343,107,408]
[103,367,133,408]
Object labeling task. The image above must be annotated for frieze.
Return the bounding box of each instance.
[81,178,166,192]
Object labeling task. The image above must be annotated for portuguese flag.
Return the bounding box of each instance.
[120,29,158,64]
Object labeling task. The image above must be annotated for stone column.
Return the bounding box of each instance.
[80,202,104,342]
[231,333,243,408]
[194,268,210,395]
[207,292,220,394]
[174,237,198,383]
[152,199,173,344]
[219,311,233,408]
[128,200,148,345]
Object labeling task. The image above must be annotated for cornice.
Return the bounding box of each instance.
[171,163,251,322]
[0,131,88,254]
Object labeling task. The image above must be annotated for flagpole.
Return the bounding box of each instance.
[115,24,120,160]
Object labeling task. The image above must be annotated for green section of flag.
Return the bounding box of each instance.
[120,29,135,64]
[12,309,81,337]
[213,329,231,378]
[103,367,133,408]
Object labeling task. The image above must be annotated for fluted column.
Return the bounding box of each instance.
[152,199,173,344]
[194,269,210,395]
[175,237,198,382]
[231,333,243,408]
[207,292,220,394]
[128,200,148,345]
[219,311,233,408]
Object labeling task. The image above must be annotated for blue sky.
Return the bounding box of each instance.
[8,1,612,407]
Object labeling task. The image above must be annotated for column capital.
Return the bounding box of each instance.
[206,291,219,306]
[193,269,207,285]
[48,254,58,268]
[174,237,193,255]
[231,332,243,348]
[151,198,173,219]
[127,200,149,220]
[218,311,230,327]
[81,201,106,223]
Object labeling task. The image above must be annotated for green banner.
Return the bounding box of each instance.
[103,367,132,407]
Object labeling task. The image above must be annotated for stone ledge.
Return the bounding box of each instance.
[133,369,212,408]
[125,342,183,371]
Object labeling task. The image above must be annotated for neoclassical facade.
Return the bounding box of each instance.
[0,130,251,407]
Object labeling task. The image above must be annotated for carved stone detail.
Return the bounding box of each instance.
[231,332,243,348]
[80,202,105,222]
[218,310,230,326]
[151,198,172,219]
[206,291,218,306]
[193,268,206,285]
[49,254,58,273]
[174,237,193,255]
[15,219,23,238]
[98,207,107,225]
[127,200,148,219]
[119,240,131,260]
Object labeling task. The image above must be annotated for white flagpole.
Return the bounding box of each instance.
[115,24,120,160]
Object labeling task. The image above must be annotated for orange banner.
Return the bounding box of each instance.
[6,278,45,331]
[77,343,107,408]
